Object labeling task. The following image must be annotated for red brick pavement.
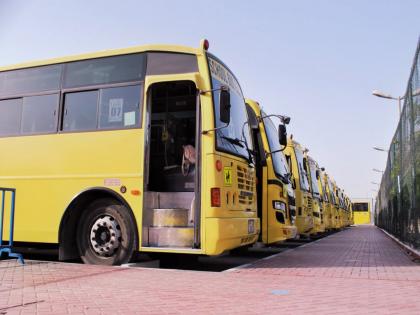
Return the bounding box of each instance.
[0,225,419,315]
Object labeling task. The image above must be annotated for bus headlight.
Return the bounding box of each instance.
[289,205,296,224]
[273,200,286,211]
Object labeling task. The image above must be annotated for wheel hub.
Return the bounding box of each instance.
[90,215,121,257]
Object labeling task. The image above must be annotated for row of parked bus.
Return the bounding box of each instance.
[245,99,353,246]
[0,40,352,265]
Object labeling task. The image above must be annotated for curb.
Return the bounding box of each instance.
[379,227,420,262]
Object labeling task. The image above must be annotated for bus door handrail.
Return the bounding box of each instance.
[0,188,24,264]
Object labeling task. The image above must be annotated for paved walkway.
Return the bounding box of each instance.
[0,226,419,314]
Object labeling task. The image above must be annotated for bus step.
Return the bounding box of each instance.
[152,208,189,227]
[148,227,193,247]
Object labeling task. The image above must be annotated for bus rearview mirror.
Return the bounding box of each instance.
[278,124,287,146]
[219,89,231,124]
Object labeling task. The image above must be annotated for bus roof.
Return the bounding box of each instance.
[0,44,202,72]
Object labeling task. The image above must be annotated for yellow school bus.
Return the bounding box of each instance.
[317,168,332,231]
[344,195,351,226]
[325,174,340,229]
[284,138,314,237]
[0,40,260,265]
[336,187,346,228]
[341,190,350,227]
[245,99,297,244]
[341,192,348,227]
[348,197,354,225]
[352,199,371,225]
[321,171,335,230]
[306,156,325,235]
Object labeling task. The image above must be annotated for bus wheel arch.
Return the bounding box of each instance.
[58,188,139,263]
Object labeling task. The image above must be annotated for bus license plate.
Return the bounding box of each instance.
[248,219,255,234]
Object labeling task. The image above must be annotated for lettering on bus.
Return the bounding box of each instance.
[208,58,242,96]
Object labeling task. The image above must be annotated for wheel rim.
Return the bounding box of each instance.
[89,215,121,257]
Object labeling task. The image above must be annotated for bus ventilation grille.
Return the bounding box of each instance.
[307,196,313,211]
[237,165,254,205]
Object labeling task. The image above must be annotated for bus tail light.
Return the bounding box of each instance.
[211,188,221,207]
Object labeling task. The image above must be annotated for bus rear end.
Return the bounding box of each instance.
[352,200,371,225]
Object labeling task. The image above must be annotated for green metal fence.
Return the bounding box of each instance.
[375,37,420,251]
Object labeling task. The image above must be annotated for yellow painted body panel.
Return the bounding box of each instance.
[245,100,297,244]
[353,211,371,224]
[310,198,325,235]
[284,140,313,236]
[0,43,259,256]
[205,218,259,255]
[0,129,144,243]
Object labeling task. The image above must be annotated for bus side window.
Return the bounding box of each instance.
[22,94,59,134]
[62,90,98,132]
[98,85,142,129]
[0,98,22,136]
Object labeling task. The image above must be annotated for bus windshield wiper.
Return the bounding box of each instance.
[221,136,245,148]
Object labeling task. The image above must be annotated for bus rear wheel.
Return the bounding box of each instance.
[76,198,137,265]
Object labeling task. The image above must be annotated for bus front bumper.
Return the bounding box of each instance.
[205,217,260,256]
[296,215,314,235]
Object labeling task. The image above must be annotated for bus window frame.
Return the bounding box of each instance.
[0,91,63,138]
[0,51,203,138]
[21,92,61,136]
[59,80,145,134]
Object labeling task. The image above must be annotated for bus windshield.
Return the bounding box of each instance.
[308,160,320,197]
[320,174,329,202]
[294,145,310,191]
[208,55,252,160]
[327,179,336,205]
[262,112,289,181]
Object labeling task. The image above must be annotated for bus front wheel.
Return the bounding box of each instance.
[76,198,137,265]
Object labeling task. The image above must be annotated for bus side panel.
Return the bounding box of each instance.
[0,129,143,244]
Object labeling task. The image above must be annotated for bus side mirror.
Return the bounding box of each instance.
[278,124,287,146]
[219,88,231,124]
[303,158,308,172]
[316,170,320,180]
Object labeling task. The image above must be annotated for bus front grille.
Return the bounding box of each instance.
[237,165,254,206]
[307,196,313,211]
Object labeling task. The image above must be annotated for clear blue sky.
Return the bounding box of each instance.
[0,0,419,199]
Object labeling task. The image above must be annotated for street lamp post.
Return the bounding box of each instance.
[372,90,403,116]
[373,168,384,175]
[373,146,388,153]
[373,89,420,116]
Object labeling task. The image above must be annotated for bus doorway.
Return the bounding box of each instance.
[142,81,200,250]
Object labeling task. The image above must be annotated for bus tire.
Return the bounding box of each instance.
[76,198,137,265]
